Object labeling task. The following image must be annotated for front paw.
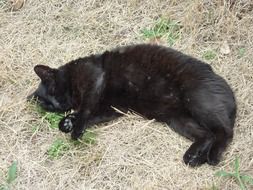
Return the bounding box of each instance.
[59,114,77,133]
[71,130,83,140]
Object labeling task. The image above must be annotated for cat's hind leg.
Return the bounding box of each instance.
[173,112,234,167]
[206,120,233,165]
[169,115,215,167]
[184,86,236,166]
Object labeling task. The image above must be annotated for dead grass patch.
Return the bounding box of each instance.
[0,0,253,189]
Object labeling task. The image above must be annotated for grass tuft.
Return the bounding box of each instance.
[36,106,64,129]
[1,0,253,189]
[47,139,70,159]
[0,161,18,190]
[202,50,217,60]
[141,18,181,46]
[238,48,246,58]
[215,157,253,190]
[81,130,97,145]
[47,130,97,159]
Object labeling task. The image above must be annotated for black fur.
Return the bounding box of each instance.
[28,44,236,167]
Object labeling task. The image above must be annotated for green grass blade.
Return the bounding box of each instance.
[202,50,216,60]
[140,18,180,46]
[215,170,234,177]
[141,28,156,39]
[36,105,64,129]
[238,178,246,190]
[241,174,253,185]
[82,130,97,144]
[47,139,70,159]
[7,161,17,184]
[234,157,240,174]
[238,48,246,58]
[232,158,247,190]
[0,185,8,190]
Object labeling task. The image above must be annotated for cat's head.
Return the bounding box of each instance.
[27,65,72,112]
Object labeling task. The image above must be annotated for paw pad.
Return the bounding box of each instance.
[59,114,77,133]
[63,118,73,131]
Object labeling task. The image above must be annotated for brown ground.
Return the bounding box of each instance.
[0,0,253,189]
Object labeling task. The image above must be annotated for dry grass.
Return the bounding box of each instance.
[0,0,253,189]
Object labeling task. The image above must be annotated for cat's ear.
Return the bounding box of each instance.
[34,65,56,82]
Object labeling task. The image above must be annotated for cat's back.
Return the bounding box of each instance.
[104,44,213,89]
[109,44,212,75]
[112,43,185,67]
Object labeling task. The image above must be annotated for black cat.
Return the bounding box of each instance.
[28,44,236,167]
